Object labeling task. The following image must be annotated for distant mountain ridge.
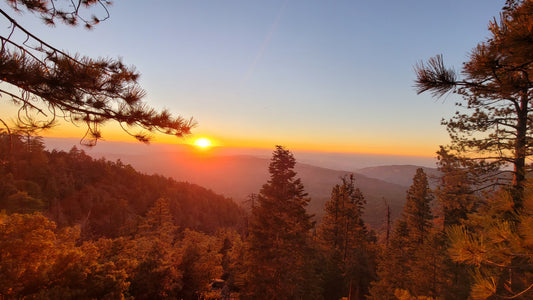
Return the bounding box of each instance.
[43,137,437,169]
[82,150,410,229]
[357,165,440,188]
[42,138,440,229]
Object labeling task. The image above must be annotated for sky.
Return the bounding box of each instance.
[0,0,506,157]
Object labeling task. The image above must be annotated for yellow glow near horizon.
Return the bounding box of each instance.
[22,118,439,157]
[194,137,212,148]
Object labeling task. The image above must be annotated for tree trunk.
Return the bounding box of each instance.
[512,92,528,210]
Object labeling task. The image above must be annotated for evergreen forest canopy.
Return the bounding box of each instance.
[0,133,246,236]
[3,0,533,299]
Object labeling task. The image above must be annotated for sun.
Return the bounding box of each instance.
[194,137,212,148]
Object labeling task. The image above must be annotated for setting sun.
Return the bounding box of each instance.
[194,137,212,148]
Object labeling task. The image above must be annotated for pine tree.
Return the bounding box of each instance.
[130,198,182,299]
[369,168,435,299]
[138,197,178,242]
[368,220,411,300]
[415,0,533,208]
[176,229,224,300]
[447,186,533,299]
[432,147,478,299]
[403,168,434,244]
[318,174,375,299]
[435,146,479,228]
[244,146,320,299]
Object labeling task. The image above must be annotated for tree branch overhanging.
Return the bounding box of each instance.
[0,2,196,144]
[414,54,458,97]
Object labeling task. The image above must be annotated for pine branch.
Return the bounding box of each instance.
[414,55,458,97]
[0,4,195,143]
[499,282,533,299]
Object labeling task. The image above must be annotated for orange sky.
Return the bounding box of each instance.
[0,1,504,159]
[1,92,442,157]
[31,119,439,157]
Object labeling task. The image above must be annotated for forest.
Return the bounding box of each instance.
[2,0,533,299]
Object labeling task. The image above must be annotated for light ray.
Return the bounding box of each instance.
[241,0,289,84]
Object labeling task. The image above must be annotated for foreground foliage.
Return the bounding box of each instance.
[448,188,533,299]
[0,211,239,299]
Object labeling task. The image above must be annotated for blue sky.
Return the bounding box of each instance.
[0,0,506,156]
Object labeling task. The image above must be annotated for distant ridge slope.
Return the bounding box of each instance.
[356,165,440,188]
[90,151,409,229]
[42,138,435,229]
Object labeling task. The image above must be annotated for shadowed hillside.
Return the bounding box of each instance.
[0,135,246,238]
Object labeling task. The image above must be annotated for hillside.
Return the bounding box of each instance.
[42,138,426,228]
[0,135,246,238]
[90,150,410,228]
[357,165,441,188]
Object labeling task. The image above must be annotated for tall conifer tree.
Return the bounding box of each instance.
[244,146,320,299]
[319,174,375,300]
[403,168,434,244]
[435,147,479,228]
[131,198,181,299]
[369,168,435,299]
